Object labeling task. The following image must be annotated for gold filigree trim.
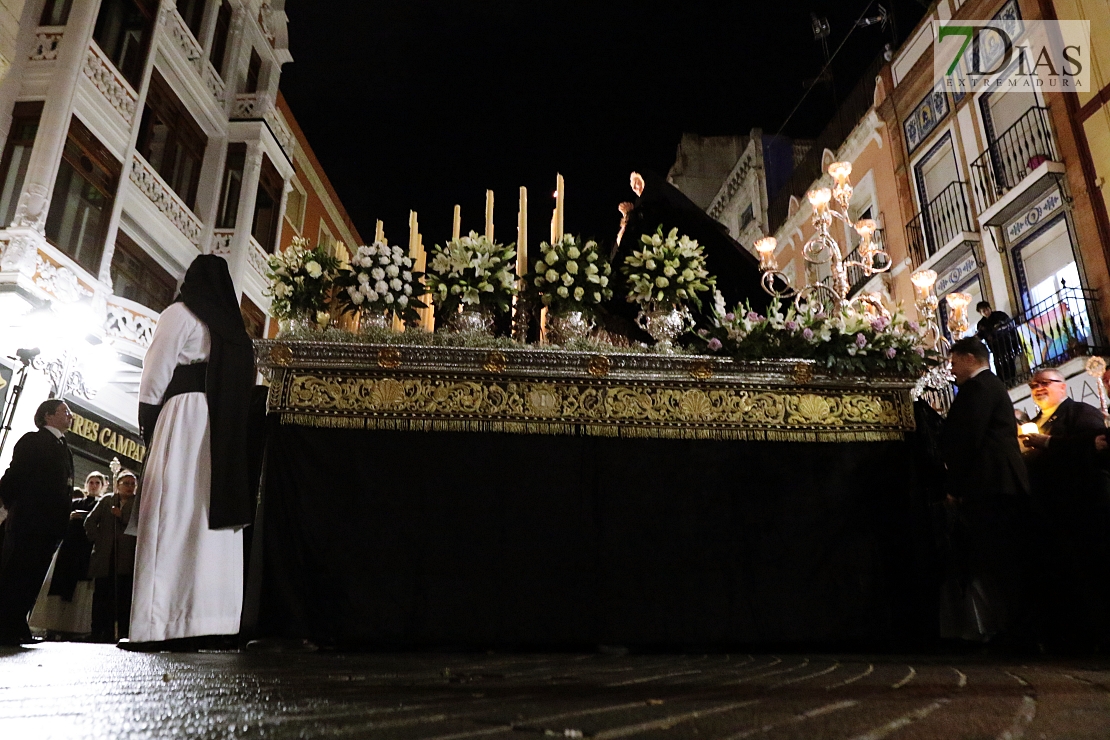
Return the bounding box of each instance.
[483,351,508,373]
[279,412,903,442]
[792,362,815,385]
[273,371,912,442]
[688,360,713,381]
[269,344,293,366]
[587,355,611,378]
[377,347,402,369]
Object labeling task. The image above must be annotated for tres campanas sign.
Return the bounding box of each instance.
[67,409,146,466]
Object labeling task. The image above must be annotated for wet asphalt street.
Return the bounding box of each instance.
[2,645,1110,739]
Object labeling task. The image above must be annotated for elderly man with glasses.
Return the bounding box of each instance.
[1020,367,1110,650]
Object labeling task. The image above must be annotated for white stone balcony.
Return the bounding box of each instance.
[105,294,159,353]
[231,92,294,157]
[160,5,226,104]
[129,153,204,248]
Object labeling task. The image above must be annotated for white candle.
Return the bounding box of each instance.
[374,220,384,244]
[485,190,494,241]
[555,173,565,240]
[517,186,528,277]
[452,205,461,241]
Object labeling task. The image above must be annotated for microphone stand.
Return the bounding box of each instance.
[0,350,39,461]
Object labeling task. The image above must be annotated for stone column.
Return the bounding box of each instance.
[0,0,49,147]
[10,0,101,236]
[228,140,264,297]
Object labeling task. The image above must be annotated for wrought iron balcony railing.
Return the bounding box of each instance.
[979,286,1106,388]
[906,181,974,267]
[970,106,1059,213]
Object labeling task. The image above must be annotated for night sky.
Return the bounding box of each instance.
[280,1,926,249]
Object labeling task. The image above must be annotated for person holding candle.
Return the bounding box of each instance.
[1020,368,1110,649]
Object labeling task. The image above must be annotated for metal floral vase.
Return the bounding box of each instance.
[359,308,392,333]
[448,306,494,334]
[546,310,594,344]
[635,304,693,352]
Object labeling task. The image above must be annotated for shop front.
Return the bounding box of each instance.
[64,402,146,485]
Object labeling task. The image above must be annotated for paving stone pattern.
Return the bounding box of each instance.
[2,646,1110,739]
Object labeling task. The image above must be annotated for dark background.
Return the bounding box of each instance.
[280,1,927,248]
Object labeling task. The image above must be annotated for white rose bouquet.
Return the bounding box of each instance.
[622,226,715,311]
[334,241,427,324]
[529,234,613,314]
[426,231,517,316]
[265,236,341,321]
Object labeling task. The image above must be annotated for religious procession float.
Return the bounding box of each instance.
[247,164,957,649]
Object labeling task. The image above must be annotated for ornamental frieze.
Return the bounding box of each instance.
[257,340,915,442]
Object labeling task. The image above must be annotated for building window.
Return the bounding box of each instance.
[45,117,121,276]
[176,0,204,38]
[92,0,157,88]
[209,0,232,75]
[110,230,177,312]
[251,155,282,251]
[0,102,43,227]
[317,219,335,254]
[240,295,266,339]
[216,143,245,229]
[284,178,305,233]
[40,0,73,25]
[245,49,261,94]
[136,70,208,210]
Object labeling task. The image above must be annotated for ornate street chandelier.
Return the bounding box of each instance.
[753,161,892,312]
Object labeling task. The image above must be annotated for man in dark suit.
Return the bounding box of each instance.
[940,337,1033,644]
[0,399,75,645]
[975,301,1018,384]
[1020,368,1110,646]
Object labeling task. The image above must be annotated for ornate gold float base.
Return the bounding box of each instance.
[266,363,913,443]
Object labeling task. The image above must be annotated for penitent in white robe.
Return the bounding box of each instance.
[130,303,243,642]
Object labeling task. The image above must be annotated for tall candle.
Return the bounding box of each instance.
[550,211,556,244]
[517,186,528,277]
[555,173,565,241]
[485,190,494,241]
[408,210,419,257]
[452,205,461,241]
[374,220,385,244]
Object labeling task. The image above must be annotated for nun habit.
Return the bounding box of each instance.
[130,255,255,643]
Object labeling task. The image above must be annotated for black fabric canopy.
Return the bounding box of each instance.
[250,424,937,650]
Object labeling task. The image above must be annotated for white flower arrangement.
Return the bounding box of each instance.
[426,231,517,316]
[265,236,341,321]
[334,241,427,323]
[530,234,613,314]
[705,297,931,374]
[622,226,715,310]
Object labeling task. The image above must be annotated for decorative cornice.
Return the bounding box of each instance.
[707,144,760,220]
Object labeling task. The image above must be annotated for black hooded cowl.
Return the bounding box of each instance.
[178,255,256,530]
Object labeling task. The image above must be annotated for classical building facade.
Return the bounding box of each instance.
[883,0,1110,411]
[0,0,345,481]
[699,129,813,254]
[674,0,1109,410]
